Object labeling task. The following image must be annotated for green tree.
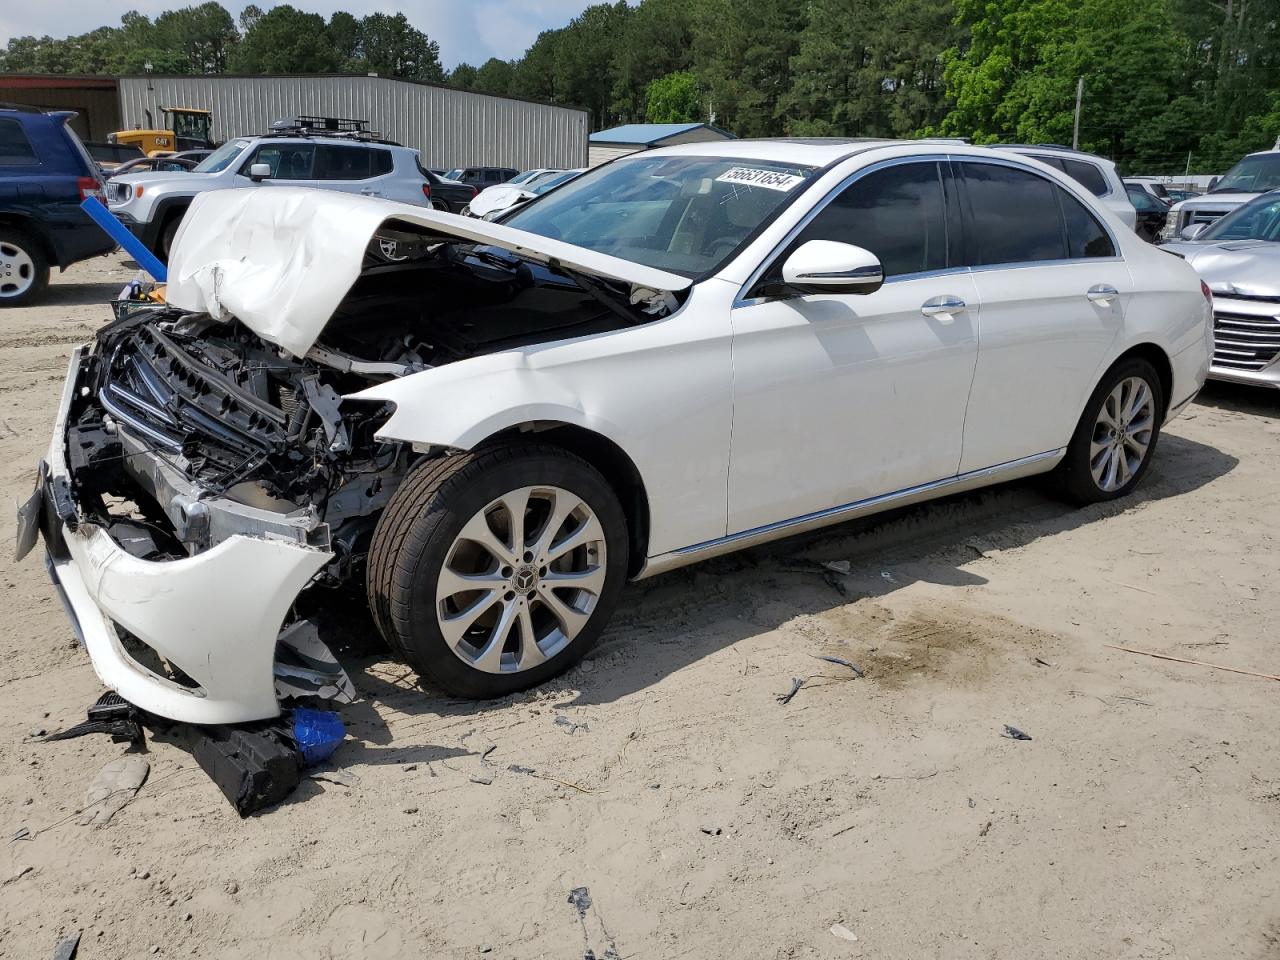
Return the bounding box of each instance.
[646,71,701,122]
[355,13,444,81]
[450,63,479,89]
[328,11,362,67]
[230,5,341,73]
[610,0,697,121]
[475,58,517,96]
[154,3,239,74]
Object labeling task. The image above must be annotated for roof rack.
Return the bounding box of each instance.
[265,116,401,146]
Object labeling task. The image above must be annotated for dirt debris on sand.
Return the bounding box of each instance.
[1,256,1279,957]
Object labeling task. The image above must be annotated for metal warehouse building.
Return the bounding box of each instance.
[1,74,588,169]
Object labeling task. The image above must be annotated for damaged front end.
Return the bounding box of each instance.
[18,306,424,723]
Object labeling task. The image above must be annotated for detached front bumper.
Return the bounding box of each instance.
[21,348,332,724]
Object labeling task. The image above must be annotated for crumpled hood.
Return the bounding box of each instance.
[1159,238,1280,295]
[468,184,535,218]
[165,188,693,357]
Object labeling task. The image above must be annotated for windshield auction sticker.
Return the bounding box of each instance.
[715,167,805,191]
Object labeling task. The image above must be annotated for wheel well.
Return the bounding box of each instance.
[0,215,56,266]
[157,201,191,252]
[1113,343,1173,417]
[491,422,651,576]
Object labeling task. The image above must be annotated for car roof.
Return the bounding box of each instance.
[995,144,1116,167]
[642,137,1116,170]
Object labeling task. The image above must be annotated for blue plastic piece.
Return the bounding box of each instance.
[291,708,346,767]
[79,197,168,282]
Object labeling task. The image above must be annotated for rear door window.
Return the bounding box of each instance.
[315,145,373,180]
[0,119,37,165]
[789,161,953,278]
[960,162,1068,265]
[961,161,1114,265]
[1058,158,1109,197]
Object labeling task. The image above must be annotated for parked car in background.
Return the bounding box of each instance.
[0,104,113,306]
[107,129,440,260]
[21,138,1210,722]
[107,155,198,178]
[1125,183,1171,241]
[1165,188,1201,203]
[1160,146,1280,240]
[1161,189,1280,388]
[419,166,477,212]
[1124,178,1169,202]
[997,145,1137,231]
[82,140,145,171]
[445,166,520,188]
[465,168,584,219]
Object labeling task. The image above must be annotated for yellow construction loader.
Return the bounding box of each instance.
[110,107,215,156]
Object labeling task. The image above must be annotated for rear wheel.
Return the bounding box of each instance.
[1052,357,1164,504]
[367,442,628,698]
[0,230,49,307]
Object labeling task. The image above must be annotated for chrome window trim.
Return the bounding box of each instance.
[733,152,1123,309]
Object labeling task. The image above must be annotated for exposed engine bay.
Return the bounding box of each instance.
[61,238,674,589]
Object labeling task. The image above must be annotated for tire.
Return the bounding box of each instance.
[367,442,629,698]
[430,199,450,212]
[0,229,50,307]
[1051,357,1165,504]
[158,214,182,263]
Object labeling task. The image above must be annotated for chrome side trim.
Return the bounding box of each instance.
[635,448,1065,580]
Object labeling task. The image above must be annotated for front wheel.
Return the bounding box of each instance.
[1051,357,1164,504]
[367,443,629,698]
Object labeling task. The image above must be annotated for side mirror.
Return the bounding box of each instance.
[248,163,272,182]
[781,240,884,295]
[1179,223,1207,241]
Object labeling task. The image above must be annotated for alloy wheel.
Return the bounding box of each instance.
[0,242,35,299]
[436,485,607,674]
[1090,375,1155,492]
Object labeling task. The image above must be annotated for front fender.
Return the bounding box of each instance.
[348,351,629,452]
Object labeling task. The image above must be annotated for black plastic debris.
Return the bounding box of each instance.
[568,887,592,918]
[814,655,865,678]
[44,692,143,745]
[554,715,588,734]
[185,722,304,816]
[52,932,81,960]
[777,677,805,704]
[1001,724,1033,741]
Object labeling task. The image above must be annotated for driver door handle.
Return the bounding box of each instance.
[921,295,967,323]
[1087,284,1119,303]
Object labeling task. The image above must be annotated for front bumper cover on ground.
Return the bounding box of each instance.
[22,348,334,724]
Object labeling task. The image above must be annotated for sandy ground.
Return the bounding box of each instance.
[1,254,1278,960]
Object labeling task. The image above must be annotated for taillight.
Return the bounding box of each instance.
[468,185,478,199]
[421,182,431,199]
[1201,280,1213,303]
[78,176,104,202]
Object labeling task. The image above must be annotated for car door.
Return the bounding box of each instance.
[312,144,395,198]
[955,158,1130,473]
[242,143,317,189]
[726,159,981,535]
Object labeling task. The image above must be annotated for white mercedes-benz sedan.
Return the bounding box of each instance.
[18,138,1212,722]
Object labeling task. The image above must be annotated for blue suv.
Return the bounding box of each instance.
[0,104,114,306]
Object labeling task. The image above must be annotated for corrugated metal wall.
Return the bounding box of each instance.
[117,76,588,169]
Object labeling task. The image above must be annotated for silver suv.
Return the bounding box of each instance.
[1159,146,1280,241]
[107,132,435,259]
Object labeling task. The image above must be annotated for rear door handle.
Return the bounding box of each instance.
[1087,284,1119,303]
[921,295,967,323]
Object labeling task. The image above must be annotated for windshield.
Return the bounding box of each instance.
[193,140,248,173]
[502,155,818,277]
[1211,154,1280,194]
[444,168,463,181]
[1200,192,1280,242]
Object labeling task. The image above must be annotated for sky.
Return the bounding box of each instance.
[0,0,591,69]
